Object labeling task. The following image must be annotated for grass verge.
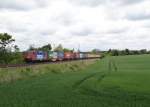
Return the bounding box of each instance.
[0,59,97,84]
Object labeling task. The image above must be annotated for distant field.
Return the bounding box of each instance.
[0,55,150,107]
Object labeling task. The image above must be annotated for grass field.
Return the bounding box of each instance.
[0,55,150,107]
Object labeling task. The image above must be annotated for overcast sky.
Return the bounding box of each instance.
[0,0,150,51]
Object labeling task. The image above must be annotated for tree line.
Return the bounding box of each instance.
[106,49,150,56]
[28,44,74,52]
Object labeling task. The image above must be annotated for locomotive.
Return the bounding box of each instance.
[23,50,101,62]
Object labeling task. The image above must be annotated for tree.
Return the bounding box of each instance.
[140,49,147,54]
[63,48,73,52]
[147,50,150,54]
[39,44,52,51]
[92,49,100,54]
[107,49,112,56]
[0,33,15,64]
[132,50,140,55]
[14,45,20,52]
[112,50,119,56]
[28,45,37,51]
[54,44,63,52]
[108,49,111,53]
[125,49,130,55]
[0,33,15,50]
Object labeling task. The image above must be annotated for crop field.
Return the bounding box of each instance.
[0,55,150,107]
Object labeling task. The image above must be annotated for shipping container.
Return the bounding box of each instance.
[23,51,37,62]
[74,52,80,59]
[87,54,101,58]
[24,51,48,62]
[83,53,88,59]
[48,51,58,61]
[79,53,88,59]
[79,53,84,59]
[87,54,95,58]
[36,51,45,61]
[44,52,48,60]
[64,52,74,60]
[57,52,64,61]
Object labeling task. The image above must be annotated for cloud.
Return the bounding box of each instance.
[70,27,97,36]
[70,0,105,7]
[117,0,144,6]
[0,0,150,51]
[127,13,150,21]
[70,0,145,7]
[0,0,50,11]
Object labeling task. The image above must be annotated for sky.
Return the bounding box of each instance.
[0,0,150,51]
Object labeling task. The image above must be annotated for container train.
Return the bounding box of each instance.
[23,50,101,62]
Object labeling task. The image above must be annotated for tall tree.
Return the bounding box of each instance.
[63,48,73,52]
[14,45,20,52]
[0,33,15,64]
[112,50,119,56]
[28,45,37,51]
[92,49,100,54]
[0,33,15,50]
[54,44,63,52]
[125,49,130,55]
[39,44,52,51]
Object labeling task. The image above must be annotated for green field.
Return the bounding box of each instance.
[0,55,150,107]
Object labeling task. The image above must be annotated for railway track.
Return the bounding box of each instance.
[0,57,100,68]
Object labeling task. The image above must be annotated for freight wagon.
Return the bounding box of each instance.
[64,52,74,60]
[74,52,80,59]
[23,51,48,62]
[23,50,101,62]
[57,52,64,61]
[87,54,101,58]
[79,53,88,59]
[48,51,58,61]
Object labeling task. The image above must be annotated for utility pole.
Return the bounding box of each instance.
[78,44,80,52]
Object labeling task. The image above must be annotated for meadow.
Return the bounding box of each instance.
[0,55,150,107]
